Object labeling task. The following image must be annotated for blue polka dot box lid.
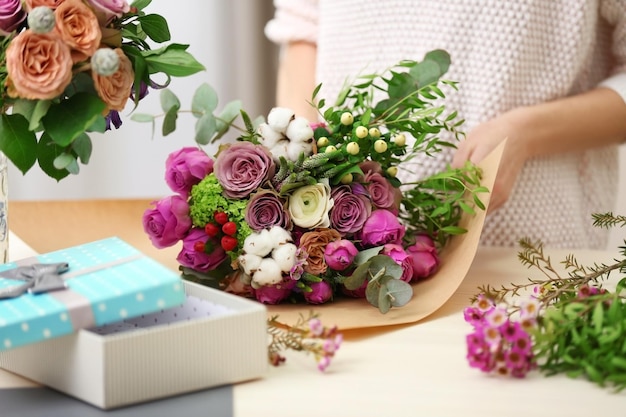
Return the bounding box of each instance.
[0,237,186,352]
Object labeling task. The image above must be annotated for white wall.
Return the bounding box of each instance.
[8,0,277,201]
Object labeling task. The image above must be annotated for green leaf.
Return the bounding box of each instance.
[36,133,70,181]
[385,278,413,307]
[137,14,171,43]
[144,44,206,77]
[87,115,107,133]
[192,83,218,116]
[368,255,403,280]
[377,281,392,314]
[592,302,604,335]
[130,113,155,123]
[213,100,242,141]
[160,89,180,113]
[71,133,92,164]
[130,0,151,11]
[423,49,451,75]
[53,153,75,170]
[0,114,37,174]
[343,262,370,290]
[194,113,216,145]
[41,93,106,146]
[354,246,383,266]
[366,279,380,308]
[162,106,178,136]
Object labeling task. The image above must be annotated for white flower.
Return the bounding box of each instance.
[267,107,295,134]
[242,229,274,257]
[272,243,297,272]
[285,116,314,143]
[288,181,334,229]
[238,253,262,275]
[251,258,283,287]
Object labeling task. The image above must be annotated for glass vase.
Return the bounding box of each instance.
[0,152,7,263]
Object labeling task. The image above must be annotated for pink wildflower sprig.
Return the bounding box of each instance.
[267,313,342,372]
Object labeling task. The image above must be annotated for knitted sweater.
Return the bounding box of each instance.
[265,0,626,249]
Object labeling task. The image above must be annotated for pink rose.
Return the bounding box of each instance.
[0,0,25,35]
[165,147,213,197]
[303,280,333,304]
[406,235,439,281]
[360,209,405,247]
[329,184,372,235]
[254,280,294,304]
[213,141,276,199]
[86,0,129,24]
[324,239,358,271]
[381,243,413,283]
[177,228,227,272]
[142,195,191,249]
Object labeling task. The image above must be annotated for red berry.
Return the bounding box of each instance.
[204,223,220,237]
[214,211,229,225]
[221,236,238,252]
[222,221,237,236]
[193,241,206,252]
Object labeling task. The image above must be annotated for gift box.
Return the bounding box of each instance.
[0,237,186,352]
[0,280,268,409]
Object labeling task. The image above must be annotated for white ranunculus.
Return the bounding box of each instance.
[288,181,334,229]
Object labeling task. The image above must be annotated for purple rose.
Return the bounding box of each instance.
[142,195,191,248]
[303,280,333,304]
[324,239,358,271]
[254,280,294,304]
[214,141,276,199]
[165,147,213,197]
[86,0,129,24]
[406,235,439,281]
[360,209,405,247]
[177,228,227,272]
[329,184,372,235]
[364,171,401,212]
[245,189,291,231]
[0,0,25,35]
[381,243,413,282]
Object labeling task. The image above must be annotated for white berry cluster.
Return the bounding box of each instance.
[257,107,315,161]
[237,226,298,288]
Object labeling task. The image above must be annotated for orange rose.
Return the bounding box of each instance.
[299,228,341,275]
[92,48,134,111]
[54,0,101,63]
[5,30,73,100]
[23,0,66,10]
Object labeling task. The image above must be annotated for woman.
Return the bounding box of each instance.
[265,0,626,249]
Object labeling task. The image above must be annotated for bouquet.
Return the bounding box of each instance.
[464,213,626,390]
[0,0,203,180]
[140,50,488,314]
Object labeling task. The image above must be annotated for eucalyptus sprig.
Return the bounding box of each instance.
[466,212,626,391]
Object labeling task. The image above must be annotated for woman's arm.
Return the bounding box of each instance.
[275,41,319,121]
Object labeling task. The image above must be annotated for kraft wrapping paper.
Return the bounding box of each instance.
[266,142,505,330]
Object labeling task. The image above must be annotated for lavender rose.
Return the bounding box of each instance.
[142,195,191,249]
[329,184,372,235]
[165,147,213,197]
[364,170,401,212]
[86,0,129,24]
[360,209,405,247]
[382,244,413,283]
[214,141,275,199]
[303,280,333,304]
[406,235,440,281]
[177,228,227,272]
[0,0,25,35]
[324,239,358,271]
[245,189,291,231]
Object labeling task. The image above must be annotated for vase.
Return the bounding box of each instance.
[0,152,7,263]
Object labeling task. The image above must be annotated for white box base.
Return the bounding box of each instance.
[0,281,268,409]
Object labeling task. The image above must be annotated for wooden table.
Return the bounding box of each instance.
[4,199,626,416]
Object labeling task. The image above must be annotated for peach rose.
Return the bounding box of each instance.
[23,0,66,10]
[5,30,73,100]
[92,48,134,111]
[54,0,101,63]
[299,228,341,275]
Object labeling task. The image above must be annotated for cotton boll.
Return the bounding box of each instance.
[243,230,274,257]
[267,107,295,134]
[257,123,284,149]
[252,258,284,286]
[238,253,263,275]
[272,243,297,272]
[269,140,290,160]
[268,226,292,245]
[285,117,314,143]
[287,140,314,160]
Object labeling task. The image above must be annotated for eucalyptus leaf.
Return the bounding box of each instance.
[213,100,242,141]
[53,153,75,170]
[368,255,403,280]
[71,133,92,164]
[354,246,384,265]
[192,83,218,116]
[385,278,413,307]
[194,113,217,145]
[162,106,178,136]
[365,280,380,308]
[160,89,180,113]
[131,113,156,123]
[343,261,370,290]
[377,281,392,314]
